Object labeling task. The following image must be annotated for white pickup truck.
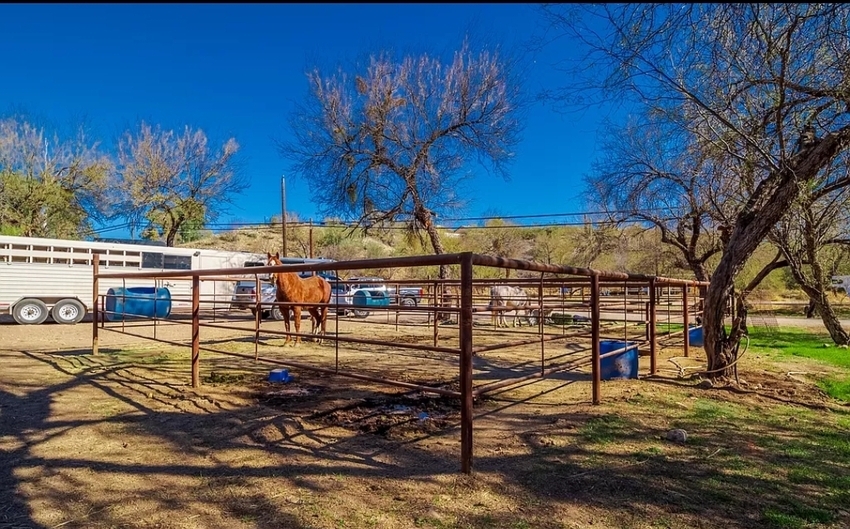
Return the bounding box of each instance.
[830,276,850,295]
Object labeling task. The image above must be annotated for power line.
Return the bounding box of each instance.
[86,207,686,236]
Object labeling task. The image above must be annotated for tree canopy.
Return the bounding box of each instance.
[278,40,525,276]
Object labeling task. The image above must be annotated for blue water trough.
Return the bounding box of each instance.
[599,340,639,380]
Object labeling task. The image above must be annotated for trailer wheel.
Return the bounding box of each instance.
[13,298,50,325]
[51,299,87,324]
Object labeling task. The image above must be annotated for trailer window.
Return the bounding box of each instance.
[141,252,164,269]
[164,254,191,270]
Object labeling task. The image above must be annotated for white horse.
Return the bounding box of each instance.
[488,285,532,327]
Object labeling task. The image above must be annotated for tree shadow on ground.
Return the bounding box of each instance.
[3,346,849,529]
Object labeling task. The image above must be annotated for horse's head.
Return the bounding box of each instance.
[266,252,282,284]
[266,252,282,267]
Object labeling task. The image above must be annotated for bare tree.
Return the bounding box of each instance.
[588,113,723,282]
[278,40,524,278]
[545,4,850,378]
[0,117,112,238]
[117,122,247,247]
[770,160,850,344]
[570,220,622,270]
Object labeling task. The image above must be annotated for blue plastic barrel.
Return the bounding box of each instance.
[688,326,704,348]
[105,287,172,321]
[599,340,639,380]
[352,289,389,307]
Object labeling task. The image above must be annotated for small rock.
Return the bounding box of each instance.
[665,429,688,443]
[823,343,831,348]
[424,508,443,521]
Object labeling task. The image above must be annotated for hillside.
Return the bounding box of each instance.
[179,222,808,300]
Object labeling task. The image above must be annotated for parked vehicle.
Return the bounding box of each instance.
[0,234,266,325]
[830,276,850,295]
[231,273,424,320]
[347,277,424,307]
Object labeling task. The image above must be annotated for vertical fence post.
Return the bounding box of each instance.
[433,280,440,347]
[460,253,474,475]
[682,285,691,357]
[153,280,158,341]
[538,273,545,374]
[309,219,314,259]
[121,278,126,334]
[255,274,261,360]
[92,254,99,355]
[591,272,601,405]
[192,275,200,388]
[649,278,657,375]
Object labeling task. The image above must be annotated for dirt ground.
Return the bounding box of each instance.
[1,311,848,529]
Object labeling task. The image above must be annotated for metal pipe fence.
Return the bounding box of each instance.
[91,252,707,475]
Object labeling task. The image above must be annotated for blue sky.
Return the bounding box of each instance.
[0,3,613,238]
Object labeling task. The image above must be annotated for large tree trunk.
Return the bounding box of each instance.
[165,224,180,247]
[796,283,850,344]
[415,202,447,279]
[691,261,712,283]
[813,296,850,344]
[788,269,850,344]
[776,208,850,344]
[800,218,850,344]
[704,132,850,379]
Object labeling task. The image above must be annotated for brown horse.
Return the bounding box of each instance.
[266,252,332,346]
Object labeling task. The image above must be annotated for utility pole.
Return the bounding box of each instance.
[309,218,314,258]
[280,176,287,257]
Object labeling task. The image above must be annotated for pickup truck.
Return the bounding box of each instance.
[831,276,850,295]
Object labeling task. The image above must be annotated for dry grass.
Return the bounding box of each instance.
[1,315,849,529]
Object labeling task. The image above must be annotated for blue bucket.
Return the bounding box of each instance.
[599,340,639,380]
[688,326,704,348]
[269,368,292,383]
[105,287,171,321]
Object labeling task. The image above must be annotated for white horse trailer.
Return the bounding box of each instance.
[0,235,266,325]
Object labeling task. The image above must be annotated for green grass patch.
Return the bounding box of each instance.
[688,398,738,422]
[746,327,850,368]
[656,323,685,334]
[746,326,850,402]
[817,377,850,402]
[578,414,629,444]
[762,503,835,528]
